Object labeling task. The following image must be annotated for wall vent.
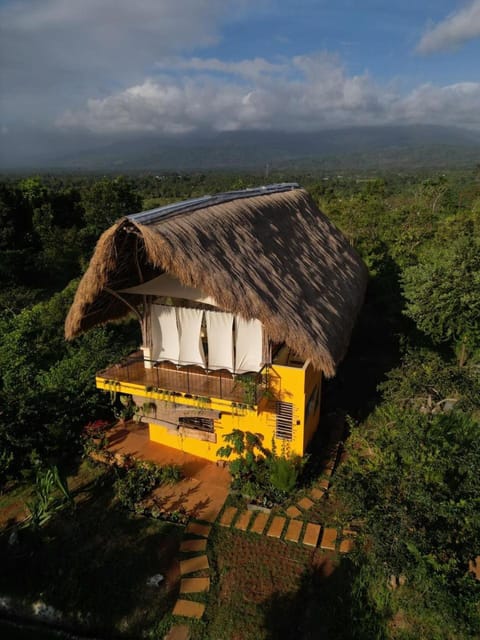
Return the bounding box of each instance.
[275,401,293,441]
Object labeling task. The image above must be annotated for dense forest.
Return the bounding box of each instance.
[0,170,479,639]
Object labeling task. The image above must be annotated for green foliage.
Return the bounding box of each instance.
[0,449,14,484]
[217,430,304,501]
[0,281,139,476]
[1,170,479,637]
[237,374,258,405]
[114,461,182,510]
[336,406,480,637]
[379,348,480,414]
[112,393,135,421]
[26,465,73,530]
[217,430,271,498]
[82,176,142,236]
[268,455,302,494]
[402,235,480,363]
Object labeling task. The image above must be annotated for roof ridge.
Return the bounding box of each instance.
[127,183,300,225]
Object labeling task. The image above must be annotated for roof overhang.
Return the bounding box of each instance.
[119,273,219,307]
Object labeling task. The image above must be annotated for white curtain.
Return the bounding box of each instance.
[235,317,264,373]
[177,307,206,367]
[151,305,180,363]
[205,311,234,371]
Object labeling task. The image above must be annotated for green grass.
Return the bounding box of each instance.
[189,526,357,640]
[0,467,183,637]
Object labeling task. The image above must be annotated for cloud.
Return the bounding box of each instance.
[0,0,245,123]
[155,57,289,79]
[417,0,480,53]
[56,52,480,134]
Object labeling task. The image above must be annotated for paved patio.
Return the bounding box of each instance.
[106,422,230,522]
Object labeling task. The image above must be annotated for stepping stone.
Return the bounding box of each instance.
[286,505,302,518]
[235,510,252,531]
[339,529,357,553]
[250,512,269,534]
[323,466,333,478]
[267,516,286,539]
[339,538,355,553]
[185,522,211,538]
[297,496,314,511]
[165,624,191,640]
[303,523,321,547]
[180,555,209,575]
[180,538,207,553]
[320,527,337,551]
[285,519,303,543]
[319,478,330,491]
[180,577,210,594]
[173,599,205,619]
[309,487,324,501]
[219,506,237,527]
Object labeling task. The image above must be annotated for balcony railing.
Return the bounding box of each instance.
[97,352,266,406]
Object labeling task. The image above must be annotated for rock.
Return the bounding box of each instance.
[8,529,19,546]
[147,574,165,587]
[32,600,62,621]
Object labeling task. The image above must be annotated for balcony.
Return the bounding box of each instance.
[97,352,266,405]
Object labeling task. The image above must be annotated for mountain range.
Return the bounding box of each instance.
[2,125,480,173]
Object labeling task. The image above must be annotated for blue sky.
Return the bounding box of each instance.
[1,0,480,145]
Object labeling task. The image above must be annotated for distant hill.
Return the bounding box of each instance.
[2,125,480,172]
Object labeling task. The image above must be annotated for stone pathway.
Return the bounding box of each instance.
[215,503,356,553]
[284,422,345,519]
[167,418,353,638]
[320,527,337,551]
[180,538,207,553]
[180,577,210,594]
[267,515,286,539]
[164,623,191,640]
[304,523,321,547]
[172,600,205,619]
[250,511,269,534]
[170,516,214,636]
[284,519,303,543]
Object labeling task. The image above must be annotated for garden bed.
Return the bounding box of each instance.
[192,526,356,640]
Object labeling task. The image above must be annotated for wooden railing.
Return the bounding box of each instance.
[97,353,266,406]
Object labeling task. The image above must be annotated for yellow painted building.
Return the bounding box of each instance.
[96,355,322,462]
[66,184,367,462]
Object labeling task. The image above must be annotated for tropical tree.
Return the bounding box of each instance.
[82,177,142,236]
[402,235,480,365]
[336,406,480,638]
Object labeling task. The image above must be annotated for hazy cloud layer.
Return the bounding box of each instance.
[57,54,480,133]
[2,0,480,148]
[417,0,480,53]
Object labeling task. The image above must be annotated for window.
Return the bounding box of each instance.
[178,416,214,433]
[275,401,293,441]
[306,384,320,420]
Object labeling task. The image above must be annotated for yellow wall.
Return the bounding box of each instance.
[97,360,322,463]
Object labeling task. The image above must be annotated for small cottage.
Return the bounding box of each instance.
[65,184,367,461]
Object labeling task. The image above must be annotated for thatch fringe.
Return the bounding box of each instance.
[65,188,367,377]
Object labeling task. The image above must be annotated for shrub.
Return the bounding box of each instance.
[268,455,302,494]
[114,461,182,510]
[82,419,111,456]
[26,465,73,529]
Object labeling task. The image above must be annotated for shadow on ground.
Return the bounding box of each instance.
[262,555,385,640]
[0,471,182,638]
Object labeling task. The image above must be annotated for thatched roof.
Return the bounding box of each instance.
[65,186,367,377]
